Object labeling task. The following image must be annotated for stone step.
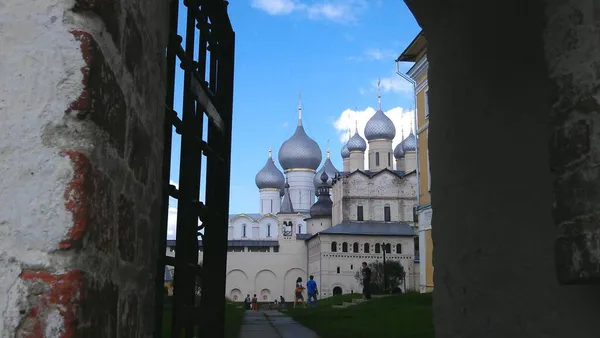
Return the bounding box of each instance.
[351,298,366,304]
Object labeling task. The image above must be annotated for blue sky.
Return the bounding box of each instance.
[167,0,420,238]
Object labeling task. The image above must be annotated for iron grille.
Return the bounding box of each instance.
[155,0,235,337]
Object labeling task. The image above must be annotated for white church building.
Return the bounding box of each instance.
[167,87,420,302]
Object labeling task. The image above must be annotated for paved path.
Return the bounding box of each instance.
[238,310,319,338]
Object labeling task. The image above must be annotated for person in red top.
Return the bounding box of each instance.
[251,294,258,310]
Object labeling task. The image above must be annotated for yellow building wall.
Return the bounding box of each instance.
[415,77,430,206]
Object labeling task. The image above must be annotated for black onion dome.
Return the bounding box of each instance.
[309,173,333,218]
[313,151,339,191]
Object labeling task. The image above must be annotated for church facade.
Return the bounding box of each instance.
[166,87,420,302]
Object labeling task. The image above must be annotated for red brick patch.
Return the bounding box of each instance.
[66,30,95,114]
[59,151,93,250]
[18,270,82,338]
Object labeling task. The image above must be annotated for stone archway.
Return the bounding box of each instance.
[332,286,342,296]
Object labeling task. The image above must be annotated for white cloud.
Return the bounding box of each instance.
[333,106,415,168]
[348,48,397,62]
[250,0,297,15]
[251,0,367,24]
[374,77,413,95]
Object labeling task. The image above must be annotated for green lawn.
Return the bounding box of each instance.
[285,292,434,338]
[162,297,245,338]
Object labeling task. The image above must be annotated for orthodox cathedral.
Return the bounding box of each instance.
[167,85,420,302]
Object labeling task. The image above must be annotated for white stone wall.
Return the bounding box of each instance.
[396,158,405,171]
[307,217,332,234]
[286,170,315,213]
[331,171,418,226]
[348,151,365,172]
[368,139,394,172]
[198,238,308,302]
[418,207,432,292]
[308,234,418,295]
[229,215,279,239]
[259,189,281,214]
[343,158,350,172]
[404,151,417,172]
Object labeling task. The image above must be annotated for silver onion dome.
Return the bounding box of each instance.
[255,150,285,190]
[364,109,396,141]
[313,150,339,190]
[402,130,417,152]
[394,141,405,159]
[347,130,367,152]
[278,98,322,170]
[341,144,350,159]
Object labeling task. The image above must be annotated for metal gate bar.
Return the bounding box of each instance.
[155,0,235,337]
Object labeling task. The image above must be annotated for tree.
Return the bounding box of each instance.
[354,260,406,294]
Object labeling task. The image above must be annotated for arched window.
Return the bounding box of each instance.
[331,241,338,252]
[267,224,271,237]
[353,242,359,252]
[388,152,391,166]
[396,243,402,254]
[384,205,391,222]
[242,224,247,237]
[342,242,348,252]
[385,243,391,253]
[364,243,370,253]
[376,152,380,166]
[336,267,340,274]
[375,243,381,253]
[298,224,302,234]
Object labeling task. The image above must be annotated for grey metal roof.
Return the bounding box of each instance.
[165,239,280,247]
[296,234,312,240]
[401,130,417,152]
[255,155,285,190]
[346,131,367,152]
[364,109,396,141]
[313,156,339,190]
[278,124,322,170]
[279,181,295,214]
[336,168,407,179]
[318,222,416,236]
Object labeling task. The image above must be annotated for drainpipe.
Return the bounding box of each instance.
[395,61,420,220]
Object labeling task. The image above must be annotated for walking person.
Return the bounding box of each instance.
[279,295,286,309]
[306,275,318,308]
[251,294,258,311]
[293,277,305,308]
[244,294,251,310]
[361,262,372,300]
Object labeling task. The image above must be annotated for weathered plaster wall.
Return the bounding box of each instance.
[332,171,417,225]
[545,0,600,284]
[0,0,167,336]
[310,234,417,295]
[405,0,600,336]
